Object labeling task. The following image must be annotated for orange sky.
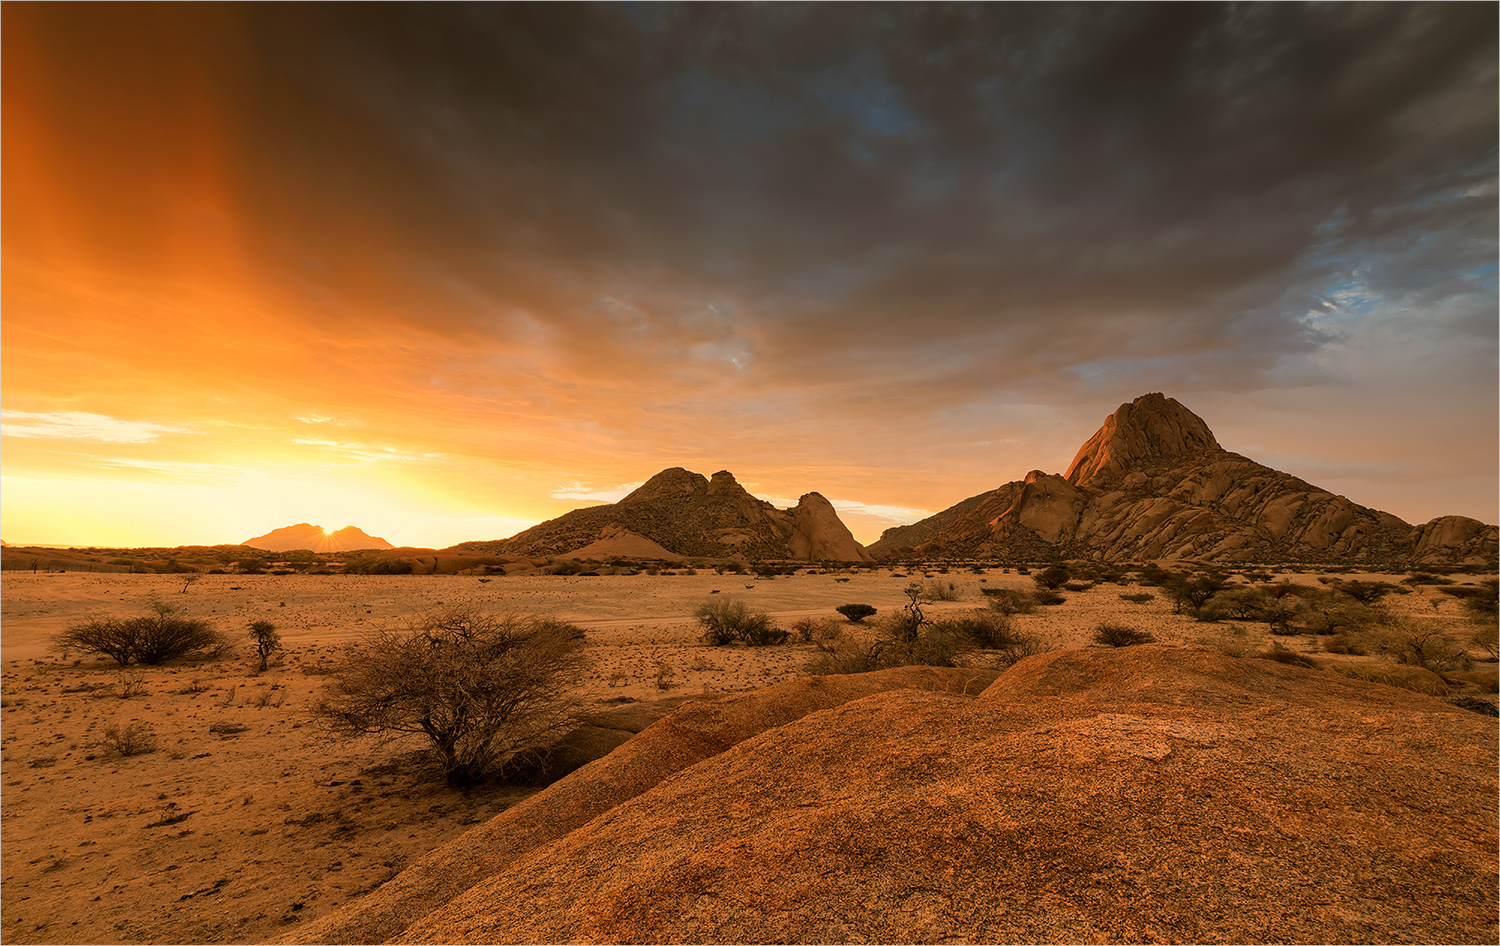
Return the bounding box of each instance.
[3,5,1496,549]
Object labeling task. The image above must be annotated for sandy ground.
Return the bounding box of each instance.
[1,568,1491,944]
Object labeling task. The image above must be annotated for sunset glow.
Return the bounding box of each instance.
[3,4,1495,549]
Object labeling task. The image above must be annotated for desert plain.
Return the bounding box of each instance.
[1,564,1495,944]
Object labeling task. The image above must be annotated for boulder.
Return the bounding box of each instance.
[386,646,1497,944]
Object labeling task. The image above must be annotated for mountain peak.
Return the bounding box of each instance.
[620,468,709,505]
[478,467,872,561]
[1064,392,1221,487]
[242,523,393,553]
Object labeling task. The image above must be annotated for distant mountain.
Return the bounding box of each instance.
[452,468,873,562]
[241,523,394,553]
[868,392,1497,564]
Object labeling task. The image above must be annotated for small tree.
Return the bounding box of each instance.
[314,605,588,787]
[249,620,282,671]
[835,604,877,624]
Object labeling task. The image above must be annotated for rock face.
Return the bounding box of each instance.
[288,666,997,945]
[241,523,393,553]
[295,647,1497,945]
[455,469,873,562]
[869,393,1498,564]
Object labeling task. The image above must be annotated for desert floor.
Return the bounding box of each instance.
[1,568,1492,944]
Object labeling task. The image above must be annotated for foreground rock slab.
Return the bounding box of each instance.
[376,646,1494,944]
[289,665,997,945]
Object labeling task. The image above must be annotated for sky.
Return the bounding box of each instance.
[3,2,1496,549]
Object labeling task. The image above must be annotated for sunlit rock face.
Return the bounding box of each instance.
[241,523,393,553]
[869,393,1496,564]
[1065,392,1222,488]
[466,468,873,562]
[295,647,1496,946]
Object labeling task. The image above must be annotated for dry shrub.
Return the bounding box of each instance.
[54,598,226,666]
[1118,592,1155,605]
[115,671,148,699]
[921,580,961,602]
[697,598,786,646]
[933,612,1019,650]
[1093,622,1156,647]
[1336,662,1448,696]
[982,588,1038,615]
[1254,643,1317,668]
[102,720,157,756]
[1378,619,1473,673]
[1447,696,1499,717]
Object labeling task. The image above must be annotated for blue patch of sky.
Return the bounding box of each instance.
[804,63,914,137]
[618,1,668,33]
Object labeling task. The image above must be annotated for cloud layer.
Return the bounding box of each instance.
[3,4,1495,545]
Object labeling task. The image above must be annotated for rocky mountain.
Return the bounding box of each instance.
[454,468,873,562]
[869,393,1497,564]
[291,646,1496,944]
[241,523,394,553]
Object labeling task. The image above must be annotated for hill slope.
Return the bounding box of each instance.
[869,393,1497,564]
[453,468,873,562]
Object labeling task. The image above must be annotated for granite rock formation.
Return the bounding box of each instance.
[870,393,1497,564]
[241,523,394,553]
[456,468,873,562]
[290,647,1497,944]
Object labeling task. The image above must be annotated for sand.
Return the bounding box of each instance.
[1,568,1491,944]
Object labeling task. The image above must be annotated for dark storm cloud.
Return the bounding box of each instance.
[13,3,1492,385]
[192,2,1491,390]
[6,2,1495,527]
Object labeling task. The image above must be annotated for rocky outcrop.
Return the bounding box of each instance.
[241,523,393,553]
[1065,393,1221,487]
[787,492,869,562]
[301,647,1497,944]
[869,393,1496,564]
[1412,515,1500,564]
[287,666,997,945]
[454,469,873,562]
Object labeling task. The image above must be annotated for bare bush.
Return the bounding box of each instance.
[933,612,1019,650]
[982,588,1038,615]
[1255,643,1317,668]
[696,598,786,646]
[1379,620,1473,674]
[53,598,224,665]
[101,720,157,757]
[1472,622,1498,661]
[313,605,588,787]
[922,580,961,602]
[1093,622,1156,647]
[1209,587,1273,620]
[1033,565,1072,590]
[1335,580,1398,604]
[115,671,148,699]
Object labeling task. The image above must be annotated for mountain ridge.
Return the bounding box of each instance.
[869,393,1496,564]
[453,468,873,562]
[241,523,394,554]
